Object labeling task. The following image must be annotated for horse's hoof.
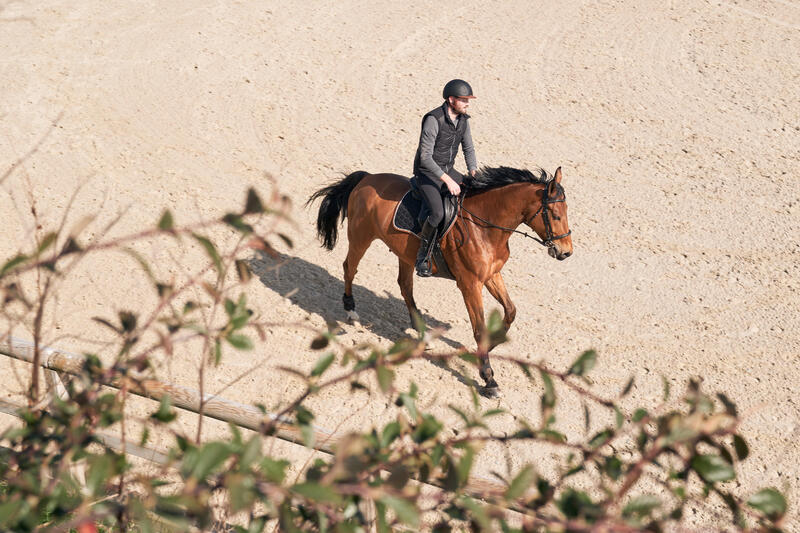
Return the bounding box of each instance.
[481,386,502,399]
[346,310,360,324]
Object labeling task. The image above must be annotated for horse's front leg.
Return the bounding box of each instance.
[484,272,516,350]
[458,276,500,397]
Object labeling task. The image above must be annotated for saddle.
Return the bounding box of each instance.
[392,177,459,280]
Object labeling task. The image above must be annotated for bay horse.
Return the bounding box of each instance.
[307,166,572,396]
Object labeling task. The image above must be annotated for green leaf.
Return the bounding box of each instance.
[93,315,121,333]
[0,253,29,276]
[458,351,478,365]
[86,454,114,496]
[230,312,250,331]
[310,335,329,350]
[588,428,614,449]
[449,405,470,426]
[747,488,786,519]
[227,333,253,350]
[399,390,418,421]
[244,188,265,214]
[192,233,222,274]
[225,298,236,317]
[583,402,590,433]
[223,213,254,233]
[158,210,174,230]
[140,427,150,447]
[412,414,442,444]
[375,501,390,533]
[380,496,419,528]
[623,494,661,518]
[506,466,535,500]
[733,434,749,461]
[459,495,491,530]
[0,499,28,525]
[228,473,255,512]
[191,442,232,480]
[311,353,335,377]
[716,393,738,417]
[540,370,555,409]
[260,457,289,483]
[380,422,401,448]
[60,236,82,255]
[691,454,735,483]
[614,406,624,429]
[486,309,507,347]
[37,232,58,254]
[603,456,622,481]
[121,247,160,290]
[457,446,475,485]
[293,482,342,504]
[557,489,601,521]
[278,233,294,248]
[214,339,222,365]
[620,375,635,397]
[662,375,671,401]
[295,405,314,425]
[151,395,177,423]
[240,435,262,470]
[376,365,394,393]
[119,310,137,333]
[568,349,597,376]
[633,408,649,422]
[536,429,567,443]
[235,259,252,282]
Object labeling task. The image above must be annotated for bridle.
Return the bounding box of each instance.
[457,181,572,250]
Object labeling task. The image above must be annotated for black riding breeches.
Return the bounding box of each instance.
[417,171,463,227]
[417,176,445,226]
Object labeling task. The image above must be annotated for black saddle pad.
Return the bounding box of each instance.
[392,187,458,239]
[392,182,457,280]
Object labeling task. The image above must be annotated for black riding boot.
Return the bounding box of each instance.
[415,221,438,277]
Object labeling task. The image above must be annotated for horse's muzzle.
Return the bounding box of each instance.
[548,246,572,261]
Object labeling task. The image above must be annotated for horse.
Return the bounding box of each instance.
[307,166,572,397]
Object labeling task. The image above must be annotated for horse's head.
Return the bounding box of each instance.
[526,167,573,260]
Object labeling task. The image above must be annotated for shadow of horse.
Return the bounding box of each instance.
[249,252,466,352]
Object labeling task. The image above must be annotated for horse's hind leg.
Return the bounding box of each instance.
[397,258,421,329]
[484,272,516,350]
[342,238,371,323]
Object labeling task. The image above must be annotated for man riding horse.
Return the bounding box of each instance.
[307,79,573,396]
[412,79,478,277]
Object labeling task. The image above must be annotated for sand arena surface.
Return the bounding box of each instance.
[1,0,799,528]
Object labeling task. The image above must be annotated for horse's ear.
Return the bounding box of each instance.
[554,166,562,184]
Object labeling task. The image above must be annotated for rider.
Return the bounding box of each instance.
[412,79,478,277]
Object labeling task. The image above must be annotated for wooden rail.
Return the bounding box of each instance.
[0,337,342,453]
[0,336,506,496]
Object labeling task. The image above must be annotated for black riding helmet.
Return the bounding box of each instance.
[443,79,476,100]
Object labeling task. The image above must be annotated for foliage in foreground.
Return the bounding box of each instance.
[0,185,789,532]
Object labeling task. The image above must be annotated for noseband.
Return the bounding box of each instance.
[458,181,571,250]
[524,183,572,248]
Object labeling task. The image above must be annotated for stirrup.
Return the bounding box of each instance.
[415,241,435,277]
[415,255,433,277]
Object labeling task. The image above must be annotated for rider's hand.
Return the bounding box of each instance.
[442,175,461,196]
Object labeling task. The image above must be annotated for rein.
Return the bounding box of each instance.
[457,183,571,249]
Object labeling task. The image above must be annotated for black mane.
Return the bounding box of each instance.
[463,166,550,195]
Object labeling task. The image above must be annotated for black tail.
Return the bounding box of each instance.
[306,171,369,250]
